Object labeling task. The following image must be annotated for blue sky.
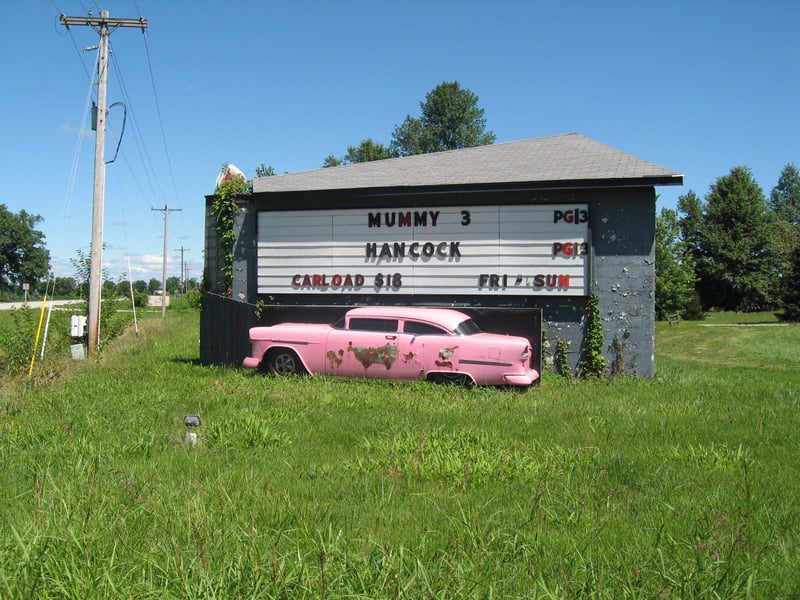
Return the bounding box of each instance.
[2,0,798,285]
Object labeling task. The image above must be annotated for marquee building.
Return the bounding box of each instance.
[201,133,683,377]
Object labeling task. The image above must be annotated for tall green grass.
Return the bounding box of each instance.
[0,313,798,598]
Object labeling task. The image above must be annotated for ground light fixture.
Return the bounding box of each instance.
[184,414,201,446]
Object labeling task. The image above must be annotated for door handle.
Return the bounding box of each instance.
[385,335,397,340]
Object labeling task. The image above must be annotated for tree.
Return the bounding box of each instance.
[322,154,342,168]
[779,244,800,321]
[116,280,128,297]
[148,278,161,294]
[71,247,109,300]
[0,204,50,294]
[655,207,699,319]
[770,163,800,226]
[390,81,495,156]
[102,278,117,298]
[768,164,800,309]
[323,139,396,167]
[255,163,276,178]
[696,167,775,311]
[132,280,148,293]
[53,276,77,298]
[166,276,181,294]
[767,218,799,305]
[677,190,703,266]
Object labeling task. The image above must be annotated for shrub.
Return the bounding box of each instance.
[133,291,149,308]
[554,338,573,378]
[169,289,202,312]
[185,288,202,310]
[0,307,73,376]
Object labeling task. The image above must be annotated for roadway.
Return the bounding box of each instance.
[0,300,80,311]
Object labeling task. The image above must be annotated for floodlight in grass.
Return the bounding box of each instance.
[184,414,202,428]
[184,414,201,445]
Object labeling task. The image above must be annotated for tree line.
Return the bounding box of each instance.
[0,210,198,302]
[656,163,800,320]
[49,275,196,300]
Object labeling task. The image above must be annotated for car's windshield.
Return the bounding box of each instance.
[454,318,482,336]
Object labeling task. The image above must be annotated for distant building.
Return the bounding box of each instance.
[202,133,682,376]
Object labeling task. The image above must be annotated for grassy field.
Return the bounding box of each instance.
[0,311,798,598]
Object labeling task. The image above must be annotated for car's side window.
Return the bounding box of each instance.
[348,318,399,333]
[403,321,448,336]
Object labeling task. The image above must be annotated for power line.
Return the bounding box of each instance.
[140,31,189,257]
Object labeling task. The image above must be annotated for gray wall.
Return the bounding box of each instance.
[536,189,655,376]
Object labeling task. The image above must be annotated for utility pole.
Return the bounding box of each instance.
[61,11,147,354]
[152,205,181,318]
[174,246,190,293]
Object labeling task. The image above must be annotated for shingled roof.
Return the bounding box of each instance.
[252,133,682,194]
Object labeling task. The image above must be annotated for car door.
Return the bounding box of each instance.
[324,317,400,379]
[399,320,456,380]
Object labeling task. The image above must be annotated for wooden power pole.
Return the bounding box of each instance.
[60,11,148,354]
[174,246,190,293]
[152,205,181,318]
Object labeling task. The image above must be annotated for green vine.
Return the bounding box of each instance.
[212,165,249,297]
[555,338,573,379]
[610,329,631,376]
[254,299,265,320]
[578,292,606,378]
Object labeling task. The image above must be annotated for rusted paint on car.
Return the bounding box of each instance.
[326,349,344,369]
[348,342,397,370]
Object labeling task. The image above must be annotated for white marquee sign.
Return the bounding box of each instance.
[256,204,589,296]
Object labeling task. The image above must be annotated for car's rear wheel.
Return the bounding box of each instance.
[264,349,306,376]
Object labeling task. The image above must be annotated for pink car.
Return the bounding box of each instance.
[243,306,539,387]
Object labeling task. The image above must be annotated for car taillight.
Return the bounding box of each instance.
[520,345,531,360]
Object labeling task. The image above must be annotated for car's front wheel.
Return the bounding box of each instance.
[264,349,306,376]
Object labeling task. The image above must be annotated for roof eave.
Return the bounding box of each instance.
[251,174,684,198]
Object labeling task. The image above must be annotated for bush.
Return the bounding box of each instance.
[169,289,202,312]
[554,338,573,378]
[0,307,73,376]
[681,291,705,321]
[185,288,202,310]
[133,291,149,308]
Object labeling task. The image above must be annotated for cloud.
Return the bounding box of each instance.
[141,253,173,267]
[59,122,93,138]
